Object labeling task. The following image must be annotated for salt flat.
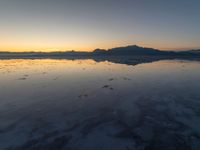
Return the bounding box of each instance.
[0,59,200,150]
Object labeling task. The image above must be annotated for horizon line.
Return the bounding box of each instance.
[0,45,200,53]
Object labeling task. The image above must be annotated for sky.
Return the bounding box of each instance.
[0,0,200,52]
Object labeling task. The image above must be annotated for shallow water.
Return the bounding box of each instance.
[0,59,200,150]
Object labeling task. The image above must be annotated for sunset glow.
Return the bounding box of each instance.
[1,1,200,149]
[0,0,200,52]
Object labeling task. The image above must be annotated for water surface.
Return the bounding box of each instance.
[0,59,200,150]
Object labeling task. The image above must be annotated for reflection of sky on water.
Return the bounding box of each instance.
[0,59,200,150]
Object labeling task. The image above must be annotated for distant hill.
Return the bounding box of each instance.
[92,45,177,56]
[107,45,162,55]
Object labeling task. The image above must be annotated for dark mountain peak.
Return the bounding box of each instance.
[93,48,106,53]
[106,45,162,55]
[92,45,162,55]
[115,45,140,48]
[123,45,141,48]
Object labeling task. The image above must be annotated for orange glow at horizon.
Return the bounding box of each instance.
[1,33,200,52]
[1,22,199,52]
[1,39,200,52]
[1,0,200,52]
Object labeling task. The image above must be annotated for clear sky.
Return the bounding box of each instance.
[0,0,200,52]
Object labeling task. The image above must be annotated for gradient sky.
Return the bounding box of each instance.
[0,0,200,52]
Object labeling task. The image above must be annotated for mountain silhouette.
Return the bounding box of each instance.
[0,45,199,58]
[92,45,163,55]
[107,45,163,55]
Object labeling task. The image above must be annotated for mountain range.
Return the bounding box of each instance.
[0,45,200,58]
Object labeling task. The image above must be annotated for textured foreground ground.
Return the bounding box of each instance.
[0,59,200,150]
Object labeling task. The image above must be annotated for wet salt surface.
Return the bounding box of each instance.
[0,59,200,150]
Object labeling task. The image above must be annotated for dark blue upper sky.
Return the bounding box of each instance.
[0,0,200,51]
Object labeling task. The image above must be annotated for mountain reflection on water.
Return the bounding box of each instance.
[0,58,200,150]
